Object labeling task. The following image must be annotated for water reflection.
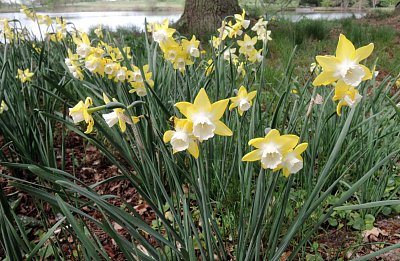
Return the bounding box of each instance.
[1,11,366,38]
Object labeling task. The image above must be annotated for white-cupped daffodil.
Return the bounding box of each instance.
[229,86,257,116]
[151,19,176,44]
[313,34,374,87]
[69,97,95,134]
[175,88,232,142]
[274,143,308,177]
[163,118,199,158]
[332,80,363,116]
[101,93,139,132]
[237,34,258,57]
[242,129,299,170]
[73,32,92,58]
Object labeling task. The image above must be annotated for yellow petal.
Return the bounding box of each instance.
[188,140,199,159]
[294,143,308,155]
[333,80,349,101]
[360,65,372,81]
[163,130,174,143]
[174,102,192,118]
[102,93,111,104]
[336,34,355,60]
[354,43,374,62]
[336,100,346,116]
[242,149,262,161]
[119,118,126,132]
[282,168,290,178]
[193,88,212,111]
[248,137,265,148]
[312,71,337,86]
[265,129,280,141]
[279,135,300,152]
[247,91,257,101]
[214,121,233,136]
[210,99,229,120]
[315,56,340,71]
[84,118,94,134]
[229,102,237,111]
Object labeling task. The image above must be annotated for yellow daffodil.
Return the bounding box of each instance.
[94,25,103,38]
[274,143,308,177]
[237,34,258,57]
[223,47,238,61]
[212,36,222,49]
[182,35,200,58]
[332,80,362,116]
[175,88,232,142]
[102,93,139,132]
[205,59,215,76]
[395,79,400,88]
[163,118,199,158]
[37,15,52,26]
[229,86,257,116]
[69,97,94,134]
[242,129,299,170]
[152,19,176,44]
[17,69,34,83]
[313,34,374,87]
[237,62,246,77]
[20,5,36,21]
[74,32,92,58]
[65,49,84,80]
[0,100,8,114]
[234,9,250,30]
[129,64,154,96]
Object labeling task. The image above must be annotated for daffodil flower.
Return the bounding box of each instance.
[0,100,8,114]
[234,9,250,30]
[332,80,362,116]
[237,34,258,57]
[175,88,232,142]
[101,93,139,132]
[69,97,94,134]
[129,65,154,96]
[73,32,92,58]
[229,86,257,116]
[16,69,34,83]
[242,129,299,170]
[313,34,374,87]
[94,25,103,38]
[152,19,176,44]
[163,118,199,158]
[274,143,308,177]
[182,35,200,58]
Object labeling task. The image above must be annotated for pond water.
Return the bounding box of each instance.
[1,11,366,38]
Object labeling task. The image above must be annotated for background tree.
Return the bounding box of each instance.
[176,0,241,36]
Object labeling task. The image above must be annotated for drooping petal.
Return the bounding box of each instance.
[214,121,233,136]
[163,130,174,143]
[188,140,199,159]
[85,118,94,134]
[242,149,262,161]
[229,102,237,111]
[333,80,349,101]
[118,117,127,132]
[360,65,372,81]
[354,43,374,62]
[312,71,337,86]
[210,99,229,120]
[336,100,347,116]
[102,93,111,104]
[336,34,355,60]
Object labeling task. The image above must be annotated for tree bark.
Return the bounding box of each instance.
[395,2,400,15]
[176,0,241,37]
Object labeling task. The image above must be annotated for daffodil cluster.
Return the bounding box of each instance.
[148,19,200,72]
[66,31,154,96]
[313,34,374,116]
[164,88,233,158]
[242,129,308,177]
[206,12,271,78]
[68,95,140,134]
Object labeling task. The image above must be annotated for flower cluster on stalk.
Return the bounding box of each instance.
[313,34,374,116]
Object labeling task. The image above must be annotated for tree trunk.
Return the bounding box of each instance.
[395,2,400,15]
[176,0,241,37]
